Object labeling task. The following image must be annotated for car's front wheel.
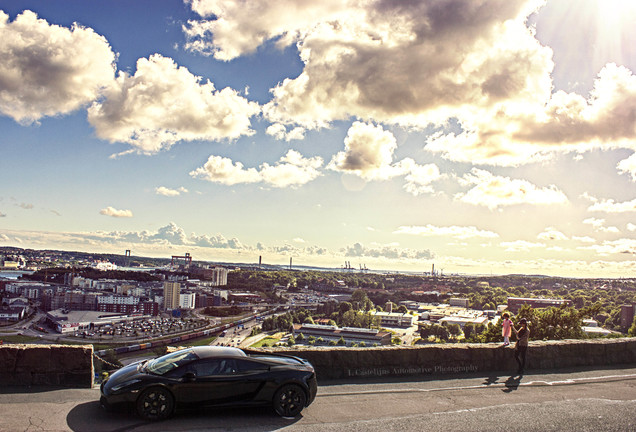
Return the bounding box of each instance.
[273,384,307,418]
[136,387,174,421]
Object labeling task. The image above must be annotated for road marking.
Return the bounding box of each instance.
[317,372,636,397]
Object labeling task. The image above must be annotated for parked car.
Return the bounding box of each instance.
[100,346,317,420]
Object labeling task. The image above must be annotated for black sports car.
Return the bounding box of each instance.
[100,346,317,420]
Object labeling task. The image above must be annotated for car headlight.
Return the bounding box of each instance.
[110,379,142,393]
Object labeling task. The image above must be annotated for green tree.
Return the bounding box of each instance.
[419,324,450,341]
[351,289,369,309]
[340,309,357,327]
[479,320,503,343]
[337,336,346,345]
[339,302,353,314]
[447,323,462,337]
[628,316,636,337]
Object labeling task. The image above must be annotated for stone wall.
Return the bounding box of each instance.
[0,344,93,388]
[247,338,636,380]
[1,338,635,388]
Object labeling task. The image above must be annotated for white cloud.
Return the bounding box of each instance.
[327,122,441,193]
[572,236,595,243]
[583,192,636,213]
[185,1,636,168]
[627,223,636,232]
[617,152,636,181]
[394,225,499,240]
[190,149,323,188]
[87,54,260,155]
[0,10,116,124]
[267,244,329,256]
[189,155,261,186]
[537,227,568,241]
[342,242,433,260]
[265,124,306,141]
[153,222,188,244]
[259,150,323,188]
[328,121,401,180]
[455,168,568,210]
[401,160,443,196]
[427,63,636,166]
[579,238,636,256]
[155,186,188,197]
[547,246,565,252]
[249,0,551,131]
[500,240,546,252]
[190,232,243,249]
[582,217,620,233]
[99,206,133,218]
[184,0,354,61]
[0,212,6,218]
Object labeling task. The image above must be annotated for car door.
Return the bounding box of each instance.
[171,358,237,406]
[230,359,272,402]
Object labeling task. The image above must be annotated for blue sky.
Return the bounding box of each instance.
[1,0,636,277]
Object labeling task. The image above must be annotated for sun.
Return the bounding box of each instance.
[593,0,636,64]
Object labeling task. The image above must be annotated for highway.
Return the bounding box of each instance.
[1,366,635,431]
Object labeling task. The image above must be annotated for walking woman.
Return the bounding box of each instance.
[513,318,530,375]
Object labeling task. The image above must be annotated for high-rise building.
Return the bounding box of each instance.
[163,282,181,310]
[621,304,636,329]
[179,292,196,309]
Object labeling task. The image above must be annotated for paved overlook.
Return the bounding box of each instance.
[1,366,635,432]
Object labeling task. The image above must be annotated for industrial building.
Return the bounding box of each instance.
[293,323,391,346]
[507,297,573,313]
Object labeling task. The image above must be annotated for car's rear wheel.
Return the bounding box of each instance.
[273,384,307,418]
[136,387,174,421]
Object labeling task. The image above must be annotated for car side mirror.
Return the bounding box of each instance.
[183,372,196,382]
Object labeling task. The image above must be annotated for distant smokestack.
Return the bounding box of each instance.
[290,257,292,270]
[432,263,435,275]
[259,256,262,266]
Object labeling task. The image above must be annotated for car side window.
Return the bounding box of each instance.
[192,358,237,376]
[191,359,222,377]
[235,359,269,373]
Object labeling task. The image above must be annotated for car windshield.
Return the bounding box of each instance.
[146,349,198,375]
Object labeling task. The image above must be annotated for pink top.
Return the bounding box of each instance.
[502,318,512,337]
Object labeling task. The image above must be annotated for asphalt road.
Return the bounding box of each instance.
[1,366,635,432]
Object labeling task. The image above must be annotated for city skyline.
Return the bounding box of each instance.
[1,0,636,278]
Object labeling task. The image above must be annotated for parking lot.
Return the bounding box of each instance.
[70,316,210,340]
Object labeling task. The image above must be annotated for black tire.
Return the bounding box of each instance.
[136,387,174,421]
[273,384,307,418]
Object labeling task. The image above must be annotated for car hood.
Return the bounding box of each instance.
[102,361,144,391]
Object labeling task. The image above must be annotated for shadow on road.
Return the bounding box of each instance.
[482,374,500,386]
[66,402,302,432]
[502,375,522,393]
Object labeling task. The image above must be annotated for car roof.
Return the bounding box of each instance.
[190,346,248,359]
